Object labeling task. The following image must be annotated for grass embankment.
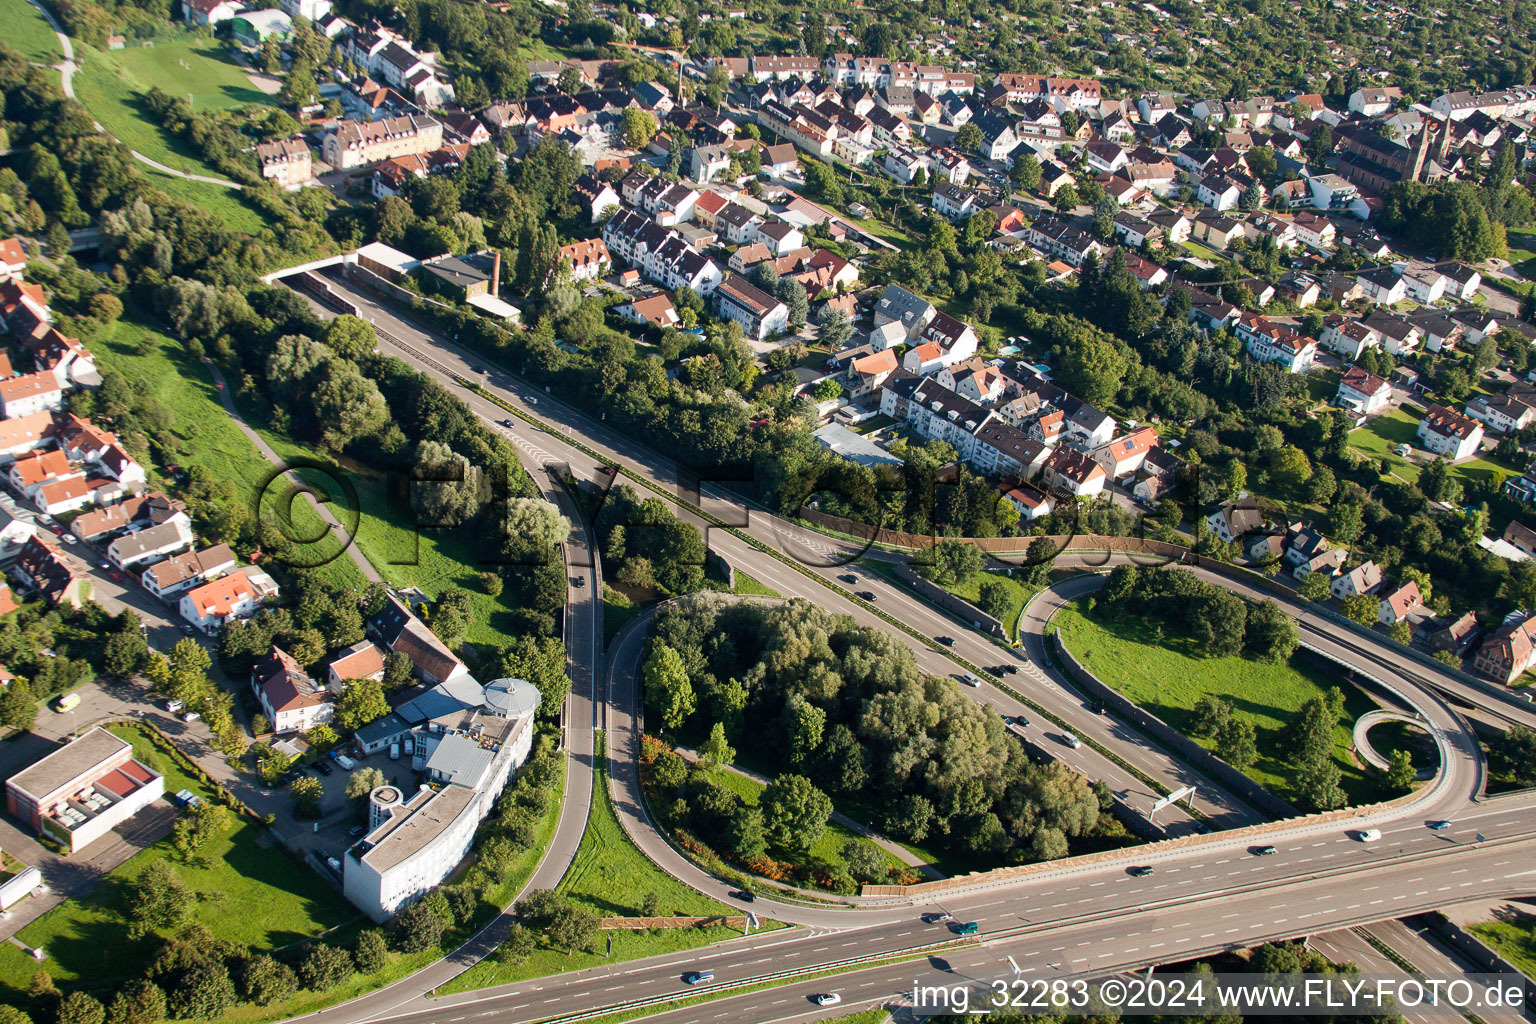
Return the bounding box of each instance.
[0,725,357,1001]
[92,319,364,591]
[0,0,61,66]
[942,570,1040,641]
[1054,599,1396,806]
[1470,916,1536,978]
[440,734,761,994]
[703,765,909,879]
[72,34,270,176]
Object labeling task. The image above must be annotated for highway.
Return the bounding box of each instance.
[284,273,1536,1024]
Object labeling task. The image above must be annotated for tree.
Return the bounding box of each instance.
[1296,756,1346,810]
[1057,330,1127,405]
[56,992,104,1024]
[954,122,984,152]
[384,651,414,689]
[1298,570,1332,603]
[776,276,809,328]
[299,943,353,991]
[977,579,1012,621]
[127,862,195,937]
[1,680,37,731]
[1192,590,1247,658]
[1053,183,1081,211]
[841,839,889,884]
[1286,696,1338,766]
[817,307,854,349]
[1020,536,1058,586]
[557,66,584,94]
[760,774,833,853]
[698,722,735,767]
[1190,695,1233,738]
[782,694,826,766]
[500,635,571,719]
[621,107,659,150]
[1385,748,1416,792]
[495,925,537,965]
[1216,716,1258,769]
[1243,599,1298,662]
[1487,724,1536,786]
[322,315,377,359]
[547,905,600,954]
[920,538,985,586]
[291,775,325,819]
[355,929,390,974]
[642,644,695,732]
[725,805,768,860]
[394,901,445,952]
[171,801,231,862]
[1340,592,1378,625]
[1270,446,1313,496]
[500,498,572,560]
[168,960,238,1022]
[336,677,389,730]
[347,766,387,800]
[1010,153,1042,191]
[1239,179,1263,211]
[240,955,298,1006]
[106,981,165,1024]
[278,60,319,108]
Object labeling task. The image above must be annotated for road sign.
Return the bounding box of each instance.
[1151,785,1196,814]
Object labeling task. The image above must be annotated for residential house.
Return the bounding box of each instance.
[12,533,86,608]
[1417,404,1484,460]
[1357,266,1407,305]
[1473,613,1536,684]
[1331,560,1383,599]
[1466,393,1536,435]
[0,372,62,419]
[615,291,680,329]
[871,283,937,342]
[107,518,195,570]
[931,181,978,221]
[328,640,386,692]
[1336,365,1393,416]
[1093,426,1159,480]
[255,138,312,188]
[1236,314,1317,373]
[1041,447,1107,498]
[1376,580,1425,625]
[713,274,789,340]
[142,544,237,600]
[251,647,333,735]
[557,238,610,283]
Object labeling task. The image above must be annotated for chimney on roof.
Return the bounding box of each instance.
[491,250,501,298]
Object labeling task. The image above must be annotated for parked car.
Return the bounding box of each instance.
[335,754,357,771]
[314,760,333,776]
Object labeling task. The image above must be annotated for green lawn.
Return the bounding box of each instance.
[73,34,272,177]
[0,0,61,66]
[730,571,782,598]
[702,766,908,879]
[142,171,267,235]
[944,570,1040,640]
[440,734,753,994]
[0,725,358,1001]
[93,320,364,591]
[1054,600,1387,806]
[1470,916,1536,978]
[1506,231,1536,282]
[1350,406,1520,491]
[603,584,641,646]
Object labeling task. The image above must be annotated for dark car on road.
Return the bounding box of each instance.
[856,591,876,601]
[731,889,755,903]
[935,636,954,646]
[1251,845,1278,856]
[921,912,952,924]
[839,574,858,584]
[1128,865,1154,877]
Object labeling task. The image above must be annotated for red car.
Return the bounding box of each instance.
[108,570,125,583]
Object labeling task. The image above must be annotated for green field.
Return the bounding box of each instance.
[93,320,364,590]
[603,584,641,645]
[73,34,272,177]
[730,571,782,598]
[944,569,1040,640]
[0,0,61,66]
[1054,600,1388,806]
[440,734,752,994]
[0,726,358,1000]
[702,765,909,879]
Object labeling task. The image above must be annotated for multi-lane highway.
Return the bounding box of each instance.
[285,273,1536,1024]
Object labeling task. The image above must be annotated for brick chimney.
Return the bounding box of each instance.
[490,251,501,298]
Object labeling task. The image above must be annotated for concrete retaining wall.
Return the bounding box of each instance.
[894,564,1006,638]
[1417,911,1536,1005]
[1052,631,1301,820]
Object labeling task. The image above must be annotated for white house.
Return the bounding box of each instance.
[251,647,333,735]
[1357,266,1407,306]
[1335,366,1392,416]
[180,567,279,634]
[1417,404,1485,460]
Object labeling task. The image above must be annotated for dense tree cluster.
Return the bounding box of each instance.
[1096,566,1298,663]
[640,595,1120,868]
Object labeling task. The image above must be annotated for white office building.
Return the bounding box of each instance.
[343,678,539,921]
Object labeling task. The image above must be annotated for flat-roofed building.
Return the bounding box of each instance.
[6,727,164,852]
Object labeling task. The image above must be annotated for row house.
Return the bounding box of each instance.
[755,102,835,160]
[107,518,195,571]
[1417,403,1485,461]
[557,238,610,283]
[142,544,237,600]
[627,175,700,226]
[1321,317,1381,361]
[1024,217,1107,267]
[71,493,186,544]
[996,74,1103,110]
[1235,315,1318,373]
[322,115,444,171]
[1363,312,1424,356]
[602,211,722,294]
